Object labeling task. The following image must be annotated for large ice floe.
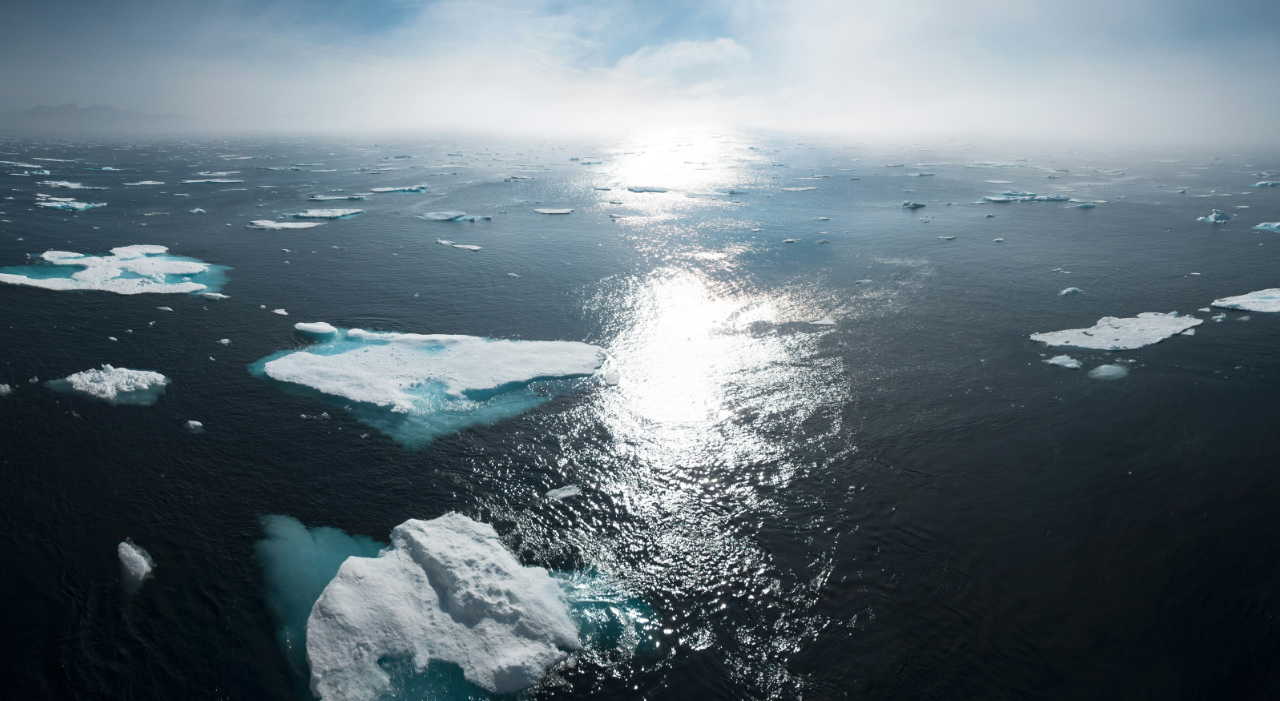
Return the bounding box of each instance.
[35,193,105,211]
[1212,288,1280,312]
[118,539,155,593]
[47,365,169,405]
[287,209,363,219]
[249,325,605,447]
[0,245,227,295]
[256,513,656,701]
[1030,312,1201,350]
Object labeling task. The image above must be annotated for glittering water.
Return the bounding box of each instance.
[2,131,1280,699]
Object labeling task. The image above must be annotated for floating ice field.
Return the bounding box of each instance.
[1213,288,1280,313]
[0,245,228,295]
[1031,312,1201,351]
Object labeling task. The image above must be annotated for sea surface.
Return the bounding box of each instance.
[2,130,1280,700]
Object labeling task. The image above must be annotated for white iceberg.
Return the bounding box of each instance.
[0,245,224,295]
[287,209,363,219]
[1060,287,1082,295]
[1198,209,1230,223]
[902,201,925,209]
[545,486,581,500]
[273,309,288,316]
[626,186,668,193]
[1044,355,1082,369]
[48,365,168,405]
[118,539,155,592]
[534,208,573,214]
[180,179,243,184]
[295,321,338,336]
[190,208,205,214]
[306,513,580,698]
[251,326,604,447]
[1030,312,1201,350]
[452,244,481,251]
[1212,288,1280,312]
[1088,364,1129,380]
[185,420,204,432]
[247,220,322,230]
[124,181,164,186]
[371,184,428,193]
[0,384,11,396]
[1252,222,1280,232]
[1252,181,1280,187]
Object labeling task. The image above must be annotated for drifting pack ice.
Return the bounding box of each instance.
[1030,312,1201,351]
[1212,288,1280,313]
[306,513,580,699]
[0,245,226,295]
[250,324,604,446]
[47,365,169,405]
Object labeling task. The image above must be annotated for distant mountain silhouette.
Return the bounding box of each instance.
[0,103,193,134]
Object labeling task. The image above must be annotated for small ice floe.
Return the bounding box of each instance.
[508,273,521,278]
[190,208,205,214]
[124,181,164,186]
[913,172,935,177]
[808,317,836,326]
[180,179,243,184]
[185,420,203,433]
[855,279,872,285]
[273,309,288,316]
[1076,203,1096,209]
[246,220,322,229]
[370,184,428,193]
[286,209,363,219]
[86,167,121,171]
[1251,181,1280,187]
[1088,364,1129,380]
[118,539,154,593]
[1239,315,1252,321]
[627,186,668,193]
[1212,313,1227,322]
[420,211,466,221]
[1198,209,1230,223]
[1252,222,1280,232]
[1030,312,1201,350]
[1060,287,1082,296]
[295,321,338,336]
[783,238,799,243]
[0,245,220,295]
[200,292,229,300]
[602,371,620,385]
[816,239,830,244]
[309,194,365,201]
[534,208,572,214]
[1182,328,1195,335]
[218,339,230,345]
[0,384,11,396]
[545,486,582,500]
[902,201,925,209]
[451,244,481,251]
[1212,288,1280,312]
[305,514,581,697]
[782,187,818,192]
[196,171,238,176]
[48,365,169,405]
[436,239,455,246]
[1044,355,1082,369]
[38,181,105,190]
[938,236,956,240]
[814,217,830,221]
[35,193,104,211]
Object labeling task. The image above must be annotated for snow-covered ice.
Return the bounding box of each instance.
[1044,355,1082,369]
[273,309,288,316]
[48,365,169,405]
[190,208,205,214]
[0,245,224,295]
[185,420,204,432]
[118,539,154,592]
[1212,288,1280,313]
[306,513,580,697]
[1198,209,1230,223]
[1088,364,1129,380]
[247,220,322,230]
[35,193,104,211]
[295,322,338,336]
[1030,312,1201,350]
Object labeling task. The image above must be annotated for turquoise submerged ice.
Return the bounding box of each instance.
[250,325,605,447]
[0,245,227,295]
[256,514,656,701]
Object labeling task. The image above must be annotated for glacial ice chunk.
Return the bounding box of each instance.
[185,420,204,432]
[535,209,573,214]
[545,486,581,500]
[295,322,338,336]
[287,209,363,219]
[47,365,169,405]
[1030,312,1201,350]
[118,539,155,592]
[190,208,205,214]
[0,245,225,295]
[273,309,289,316]
[35,193,104,211]
[902,201,925,209]
[1198,209,1231,223]
[247,220,322,230]
[1212,288,1280,312]
[1044,355,1082,369]
[1088,364,1129,380]
[1076,203,1096,209]
[0,384,11,396]
[250,326,605,447]
[420,211,466,221]
[452,244,481,251]
[1252,222,1280,232]
[305,513,580,698]
[1060,287,1082,295]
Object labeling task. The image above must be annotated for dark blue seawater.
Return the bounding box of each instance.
[2,131,1280,700]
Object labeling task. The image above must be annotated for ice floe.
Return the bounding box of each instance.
[1030,312,1201,350]
[48,365,168,405]
[983,191,1070,203]
[247,220,322,230]
[190,208,205,214]
[309,194,366,201]
[37,181,105,190]
[782,187,818,192]
[1076,203,1096,209]
[420,211,466,221]
[535,208,572,214]
[306,513,580,698]
[902,201,925,209]
[286,209,363,219]
[1088,364,1129,380]
[1044,355,1082,369]
[371,185,428,193]
[545,486,581,500]
[626,187,668,193]
[118,539,154,592]
[35,193,104,211]
[1252,181,1280,187]
[1060,287,1082,296]
[808,317,836,326]
[0,384,11,396]
[273,309,288,316]
[0,245,225,295]
[185,420,204,432]
[1198,209,1231,223]
[123,181,164,186]
[1212,288,1280,313]
[251,326,604,447]
[180,179,243,184]
[295,321,338,336]
[1253,222,1280,232]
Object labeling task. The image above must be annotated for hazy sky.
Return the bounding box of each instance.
[3,0,1278,142]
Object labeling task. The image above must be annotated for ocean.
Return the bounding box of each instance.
[2,130,1279,700]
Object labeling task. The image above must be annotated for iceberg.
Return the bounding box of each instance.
[1088,364,1129,380]
[0,384,10,396]
[419,211,466,221]
[306,513,580,698]
[250,325,604,447]
[295,321,338,336]
[1253,222,1280,232]
[781,187,817,192]
[0,245,226,295]
[35,193,104,211]
[1251,182,1280,187]
[1030,312,1201,350]
[47,365,169,405]
[545,486,581,500]
[273,309,288,316]
[984,192,1070,202]
[196,171,239,176]
[185,420,204,432]
[1198,209,1230,223]
[451,244,481,251]
[37,181,105,189]
[371,185,428,193]
[308,195,366,201]
[286,209,363,219]
[118,539,155,593]
[902,201,925,209]
[180,179,243,184]
[534,208,572,215]
[1060,287,1082,295]
[1044,355,1082,369]
[190,208,205,214]
[124,181,164,185]
[247,220,322,230]
[1212,288,1280,312]
[626,187,668,193]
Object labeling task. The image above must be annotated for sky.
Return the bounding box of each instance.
[2,0,1278,143]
